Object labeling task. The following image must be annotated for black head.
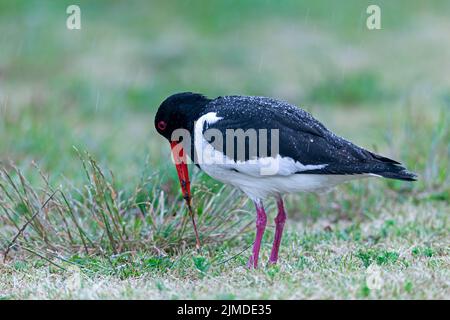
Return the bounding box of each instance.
[155,92,211,140]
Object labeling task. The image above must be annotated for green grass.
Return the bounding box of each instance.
[0,200,448,299]
[0,1,449,299]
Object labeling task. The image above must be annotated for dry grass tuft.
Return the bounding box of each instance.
[0,150,254,264]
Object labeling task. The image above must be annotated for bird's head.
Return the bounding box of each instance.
[154,92,210,250]
[154,92,211,200]
[155,92,210,140]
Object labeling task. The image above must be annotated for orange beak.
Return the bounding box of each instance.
[170,141,201,250]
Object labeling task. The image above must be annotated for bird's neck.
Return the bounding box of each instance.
[183,102,211,132]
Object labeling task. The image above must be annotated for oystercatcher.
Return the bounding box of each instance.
[155,92,416,268]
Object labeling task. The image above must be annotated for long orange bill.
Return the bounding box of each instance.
[170,141,201,250]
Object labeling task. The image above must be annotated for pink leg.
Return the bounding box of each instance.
[247,200,267,269]
[269,196,287,264]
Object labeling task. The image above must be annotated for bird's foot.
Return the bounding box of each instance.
[268,247,280,265]
[247,255,258,269]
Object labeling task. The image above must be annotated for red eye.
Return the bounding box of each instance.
[158,121,167,130]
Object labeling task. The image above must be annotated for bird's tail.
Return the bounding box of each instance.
[375,163,417,181]
[367,152,417,181]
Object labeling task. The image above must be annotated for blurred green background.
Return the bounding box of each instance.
[0,0,448,190]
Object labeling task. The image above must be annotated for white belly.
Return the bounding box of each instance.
[200,163,364,201]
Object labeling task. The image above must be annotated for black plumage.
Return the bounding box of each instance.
[201,95,416,181]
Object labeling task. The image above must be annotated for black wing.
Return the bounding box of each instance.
[202,96,416,181]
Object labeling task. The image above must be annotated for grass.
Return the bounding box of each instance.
[0,200,448,299]
[0,1,449,299]
[0,152,254,258]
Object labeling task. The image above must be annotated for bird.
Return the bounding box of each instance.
[154,92,417,268]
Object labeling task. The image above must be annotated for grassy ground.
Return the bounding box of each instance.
[1,200,448,299]
[0,1,449,299]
